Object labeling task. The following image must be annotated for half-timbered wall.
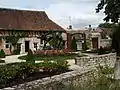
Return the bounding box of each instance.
[0,30,67,54]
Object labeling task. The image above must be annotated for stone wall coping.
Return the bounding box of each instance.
[76,53,116,59]
[1,67,95,90]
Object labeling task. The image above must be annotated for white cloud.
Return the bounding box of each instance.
[45,0,105,29]
[0,0,105,29]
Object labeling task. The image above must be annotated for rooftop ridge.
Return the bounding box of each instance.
[0,7,45,12]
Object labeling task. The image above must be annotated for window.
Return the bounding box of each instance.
[34,43,37,50]
[6,41,9,43]
[17,43,21,51]
[5,41,9,49]
[6,44,9,48]
[40,39,44,44]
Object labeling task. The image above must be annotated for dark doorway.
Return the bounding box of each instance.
[92,38,98,49]
[25,41,29,52]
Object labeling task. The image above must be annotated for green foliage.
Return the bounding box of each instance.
[97,65,114,75]
[98,46,106,55]
[82,39,90,51]
[97,0,120,54]
[71,37,77,52]
[18,53,77,61]
[0,31,26,53]
[0,61,69,88]
[0,62,37,87]
[96,0,120,23]
[98,23,117,28]
[112,23,120,54]
[4,31,26,46]
[12,49,20,55]
[26,49,35,63]
[0,49,6,58]
[63,67,119,90]
[35,60,69,74]
[42,31,64,50]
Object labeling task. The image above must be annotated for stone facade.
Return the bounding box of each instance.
[75,53,116,68]
[100,39,112,47]
[18,37,41,54]
[0,32,67,54]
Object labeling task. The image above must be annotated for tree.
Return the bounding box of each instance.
[111,23,120,54]
[42,31,64,50]
[96,0,120,54]
[71,37,77,51]
[96,0,120,23]
[98,23,117,28]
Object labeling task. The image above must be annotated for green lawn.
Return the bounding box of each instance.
[18,54,77,61]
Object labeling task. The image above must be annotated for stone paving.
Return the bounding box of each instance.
[0,53,76,66]
[0,52,97,65]
[3,53,27,64]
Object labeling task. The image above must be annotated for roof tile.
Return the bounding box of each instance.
[0,8,65,31]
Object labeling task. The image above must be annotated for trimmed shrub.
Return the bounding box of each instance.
[0,49,6,58]
[71,37,77,52]
[26,49,35,63]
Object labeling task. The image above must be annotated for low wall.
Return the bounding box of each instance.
[2,68,98,90]
[1,53,116,90]
[75,53,116,68]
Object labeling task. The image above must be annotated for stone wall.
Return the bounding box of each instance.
[2,68,98,90]
[100,39,112,47]
[1,53,116,90]
[75,53,116,68]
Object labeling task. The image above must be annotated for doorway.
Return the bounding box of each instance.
[25,41,29,52]
[92,38,98,49]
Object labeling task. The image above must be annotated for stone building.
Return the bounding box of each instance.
[0,8,67,55]
[66,27,111,51]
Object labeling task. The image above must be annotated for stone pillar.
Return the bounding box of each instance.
[18,38,25,54]
[77,41,82,51]
[114,58,120,79]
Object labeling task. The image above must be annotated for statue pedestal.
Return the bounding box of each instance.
[114,59,120,80]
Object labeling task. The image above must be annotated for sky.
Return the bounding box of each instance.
[0,0,105,29]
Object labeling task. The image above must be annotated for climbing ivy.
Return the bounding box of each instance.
[0,31,26,52]
[42,31,64,50]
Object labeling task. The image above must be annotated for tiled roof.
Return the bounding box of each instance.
[0,8,65,31]
[97,27,115,36]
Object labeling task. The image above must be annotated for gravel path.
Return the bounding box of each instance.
[3,53,27,64]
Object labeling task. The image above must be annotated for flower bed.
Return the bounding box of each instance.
[34,49,70,56]
[0,60,69,89]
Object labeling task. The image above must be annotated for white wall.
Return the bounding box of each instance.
[18,37,41,54]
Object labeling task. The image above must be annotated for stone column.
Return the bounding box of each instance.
[114,58,120,79]
[77,41,82,51]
